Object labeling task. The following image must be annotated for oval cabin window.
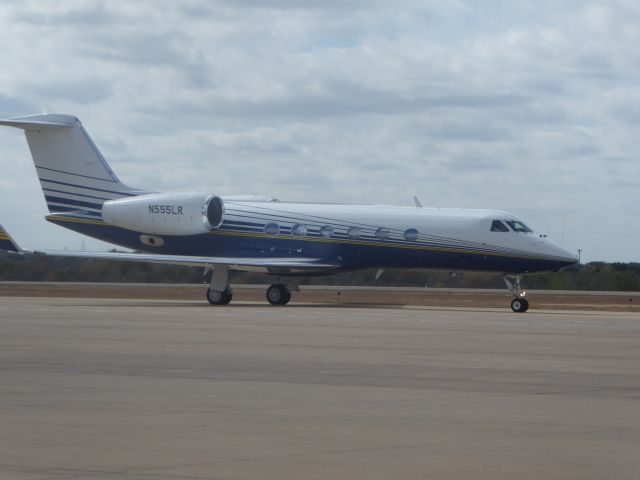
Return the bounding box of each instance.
[347,227,362,239]
[375,228,391,240]
[264,222,280,236]
[320,226,334,238]
[292,224,308,237]
[404,228,419,241]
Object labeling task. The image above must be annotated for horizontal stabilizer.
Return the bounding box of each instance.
[0,224,23,253]
[0,113,75,130]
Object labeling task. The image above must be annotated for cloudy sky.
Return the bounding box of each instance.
[0,0,638,262]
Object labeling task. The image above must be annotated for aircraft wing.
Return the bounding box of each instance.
[0,224,339,274]
[32,250,338,273]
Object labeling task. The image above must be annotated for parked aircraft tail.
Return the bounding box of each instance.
[0,224,22,253]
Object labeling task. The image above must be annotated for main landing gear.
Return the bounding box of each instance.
[206,267,233,305]
[207,286,233,305]
[504,274,529,313]
[266,283,292,305]
[205,268,297,306]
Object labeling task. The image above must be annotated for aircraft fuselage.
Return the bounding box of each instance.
[47,200,576,275]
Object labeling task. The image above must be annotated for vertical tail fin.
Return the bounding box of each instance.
[0,113,147,218]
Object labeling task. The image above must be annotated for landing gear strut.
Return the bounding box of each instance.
[504,274,529,313]
[266,284,292,305]
[206,267,233,305]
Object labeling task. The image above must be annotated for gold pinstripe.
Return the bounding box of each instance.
[45,215,106,226]
[209,229,543,261]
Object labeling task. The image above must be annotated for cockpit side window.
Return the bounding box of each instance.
[505,220,532,233]
[490,220,509,232]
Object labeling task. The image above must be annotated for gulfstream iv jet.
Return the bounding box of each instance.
[0,114,577,311]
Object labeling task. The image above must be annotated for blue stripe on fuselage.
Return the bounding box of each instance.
[36,165,118,183]
[43,187,110,202]
[45,195,104,211]
[39,178,135,197]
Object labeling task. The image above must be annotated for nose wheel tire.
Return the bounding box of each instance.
[207,287,233,305]
[511,297,529,313]
[266,284,291,305]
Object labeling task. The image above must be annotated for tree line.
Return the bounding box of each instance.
[1,253,638,291]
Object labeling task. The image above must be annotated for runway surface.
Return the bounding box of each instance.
[1,297,639,479]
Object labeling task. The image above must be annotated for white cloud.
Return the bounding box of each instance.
[0,0,638,262]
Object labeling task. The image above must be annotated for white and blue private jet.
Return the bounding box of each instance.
[0,113,577,311]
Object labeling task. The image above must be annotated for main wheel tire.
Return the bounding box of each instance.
[207,287,233,305]
[511,297,529,313]
[281,291,291,305]
[266,284,291,305]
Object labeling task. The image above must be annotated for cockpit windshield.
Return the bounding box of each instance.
[490,220,509,232]
[505,220,532,233]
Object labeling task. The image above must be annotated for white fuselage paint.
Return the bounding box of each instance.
[220,200,574,263]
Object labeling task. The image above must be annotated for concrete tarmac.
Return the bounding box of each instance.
[1,297,639,479]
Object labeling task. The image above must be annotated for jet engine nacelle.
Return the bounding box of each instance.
[102,192,224,235]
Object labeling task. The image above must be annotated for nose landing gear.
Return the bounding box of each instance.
[504,274,529,313]
[510,296,529,313]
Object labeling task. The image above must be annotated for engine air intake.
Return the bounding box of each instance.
[203,195,224,230]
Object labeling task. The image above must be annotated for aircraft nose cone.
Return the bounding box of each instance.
[536,238,579,269]
[563,252,579,266]
[555,246,579,267]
